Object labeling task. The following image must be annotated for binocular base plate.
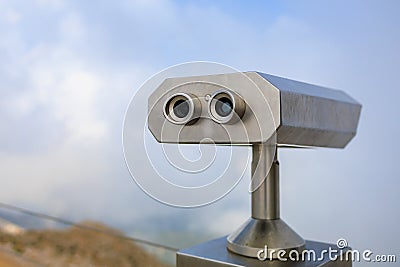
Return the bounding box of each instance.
[177,236,352,267]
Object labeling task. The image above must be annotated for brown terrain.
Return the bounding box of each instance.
[0,252,26,267]
[0,221,170,267]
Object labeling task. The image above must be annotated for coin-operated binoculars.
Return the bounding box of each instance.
[148,71,361,267]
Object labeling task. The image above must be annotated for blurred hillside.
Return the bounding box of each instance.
[0,221,171,267]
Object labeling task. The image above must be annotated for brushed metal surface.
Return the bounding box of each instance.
[251,144,279,220]
[177,236,352,267]
[227,218,305,259]
[148,71,361,148]
[228,143,305,258]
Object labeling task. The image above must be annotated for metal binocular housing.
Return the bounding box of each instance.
[148,71,361,148]
[147,71,361,262]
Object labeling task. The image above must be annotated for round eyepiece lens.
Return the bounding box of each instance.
[215,97,233,117]
[173,99,190,118]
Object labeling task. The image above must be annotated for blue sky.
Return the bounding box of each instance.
[0,1,399,265]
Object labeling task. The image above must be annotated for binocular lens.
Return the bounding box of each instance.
[173,99,190,118]
[163,93,201,125]
[215,97,233,117]
[209,90,245,124]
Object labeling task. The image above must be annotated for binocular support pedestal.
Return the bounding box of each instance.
[227,143,305,258]
[177,143,352,266]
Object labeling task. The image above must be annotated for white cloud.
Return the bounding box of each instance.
[30,60,109,144]
[3,8,21,24]
[0,1,153,219]
[207,209,249,235]
[58,12,85,41]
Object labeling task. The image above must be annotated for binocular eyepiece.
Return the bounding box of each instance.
[163,90,246,125]
[163,93,202,125]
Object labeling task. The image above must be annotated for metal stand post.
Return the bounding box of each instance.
[227,143,305,258]
[176,143,352,266]
[252,143,280,220]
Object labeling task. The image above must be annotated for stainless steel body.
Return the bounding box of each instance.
[227,144,305,258]
[148,72,361,147]
[177,236,352,267]
[146,71,361,266]
[251,143,280,220]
